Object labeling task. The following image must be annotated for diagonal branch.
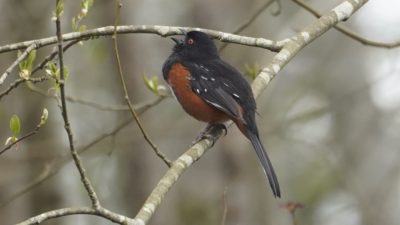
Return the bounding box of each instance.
[0,39,81,101]
[0,109,47,155]
[292,0,400,49]
[0,43,37,85]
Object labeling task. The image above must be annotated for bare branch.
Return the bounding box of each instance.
[15,207,135,225]
[112,1,172,167]
[0,76,49,100]
[1,97,165,209]
[0,44,37,85]
[292,0,400,49]
[134,125,225,224]
[0,25,284,54]
[55,0,100,209]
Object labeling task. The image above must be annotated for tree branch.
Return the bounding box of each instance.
[0,39,81,101]
[0,25,284,54]
[112,1,172,167]
[15,207,135,225]
[292,0,400,49]
[0,44,37,85]
[55,0,100,209]
[0,109,47,156]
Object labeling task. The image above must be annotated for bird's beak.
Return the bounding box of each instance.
[171,37,183,45]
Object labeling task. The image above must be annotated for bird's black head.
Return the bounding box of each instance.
[171,31,219,60]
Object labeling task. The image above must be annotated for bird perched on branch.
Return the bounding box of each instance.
[162,31,280,197]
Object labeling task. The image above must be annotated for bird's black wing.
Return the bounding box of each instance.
[185,60,281,198]
[184,60,254,123]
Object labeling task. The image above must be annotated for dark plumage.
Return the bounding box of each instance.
[163,31,280,197]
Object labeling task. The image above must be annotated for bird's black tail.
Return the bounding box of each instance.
[248,132,281,198]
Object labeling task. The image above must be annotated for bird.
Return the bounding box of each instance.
[162,31,281,198]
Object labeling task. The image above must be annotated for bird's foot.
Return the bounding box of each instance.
[191,123,227,147]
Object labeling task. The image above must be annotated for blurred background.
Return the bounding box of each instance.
[1,0,399,224]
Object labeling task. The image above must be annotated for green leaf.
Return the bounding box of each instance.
[79,24,87,32]
[18,49,37,79]
[55,0,64,18]
[244,63,261,80]
[9,115,21,138]
[143,75,160,96]
[27,49,37,69]
[46,62,58,78]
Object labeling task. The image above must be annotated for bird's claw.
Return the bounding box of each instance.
[191,123,227,147]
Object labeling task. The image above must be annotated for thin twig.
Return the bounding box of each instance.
[0,76,49,100]
[55,0,100,209]
[0,97,166,209]
[15,207,135,225]
[220,187,229,225]
[112,1,172,167]
[219,0,276,51]
[292,0,400,49]
[0,39,82,101]
[0,44,37,85]
[0,119,45,155]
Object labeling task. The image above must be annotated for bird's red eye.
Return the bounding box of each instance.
[187,38,194,45]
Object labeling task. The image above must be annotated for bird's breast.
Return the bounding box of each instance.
[167,63,229,123]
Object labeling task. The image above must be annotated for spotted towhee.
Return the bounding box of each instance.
[163,31,280,197]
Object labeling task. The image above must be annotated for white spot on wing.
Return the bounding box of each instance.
[232,93,240,99]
